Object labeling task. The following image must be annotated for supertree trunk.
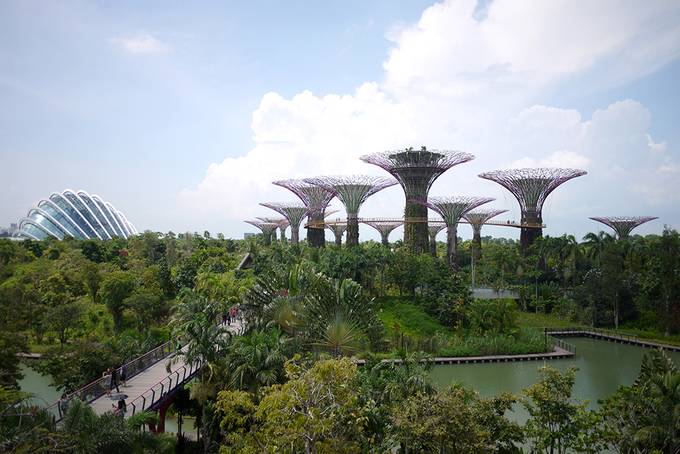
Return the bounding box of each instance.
[471,225,482,262]
[405,202,429,254]
[334,232,343,246]
[307,213,325,248]
[381,232,389,246]
[347,213,359,246]
[446,225,459,270]
[263,232,272,246]
[271,228,277,242]
[520,211,542,255]
[430,235,437,257]
[290,226,300,245]
[279,226,287,242]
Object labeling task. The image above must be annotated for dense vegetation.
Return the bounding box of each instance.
[1,226,679,452]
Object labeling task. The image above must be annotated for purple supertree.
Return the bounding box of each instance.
[256,216,288,242]
[244,220,279,245]
[325,220,347,246]
[589,216,657,239]
[463,209,508,261]
[361,147,475,253]
[416,196,494,269]
[260,203,308,245]
[427,223,446,257]
[362,220,403,246]
[479,168,586,254]
[273,179,335,248]
[305,176,397,246]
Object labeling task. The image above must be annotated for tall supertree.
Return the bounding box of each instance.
[361,147,475,253]
[464,209,508,261]
[362,220,403,246]
[273,179,335,248]
[325,221,347,246]
[279,219,289,242]
[479,168,586,254]
[416,196,494,269]
[427,223,445,257]
[589,216,657,239]
[305,176,397,246]
[260,203,308,245]
[244,220,279,245]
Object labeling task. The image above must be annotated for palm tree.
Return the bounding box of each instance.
[227,329,288,393]
[582,231,614,268]
[313,311,364,357]
[170,290,231,453]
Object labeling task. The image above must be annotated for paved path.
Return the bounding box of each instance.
[91,319,243,417]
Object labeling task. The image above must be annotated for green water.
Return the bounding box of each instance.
[430,337,680,414]
[18,363,61,405]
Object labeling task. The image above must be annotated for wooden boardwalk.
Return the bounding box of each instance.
[90,319,243,418]
[355,345,574,366]
[549,329,680,352]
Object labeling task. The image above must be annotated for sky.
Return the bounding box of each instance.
[1,0,680,242]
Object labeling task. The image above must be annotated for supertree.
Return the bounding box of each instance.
[464,209,508,261]
[362,220,403,246]
[416,196,494,269]
[325,221,347,246]
[273,179,335,248]
[244,220,279,245]
[256,216,291,242]
[589,216,657,239]
[479,168,586,254]
[305,176,397,246]
[427,223,445,257]
[361,147,475,253]
[463,209,507,287]
[260,202,308,245]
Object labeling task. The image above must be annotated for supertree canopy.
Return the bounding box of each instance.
[244,220,279,245]
[479,168,586,253]
[325,221,347,246]
[260,202,308,245]
[361,147,475,254]
[273,179,335,248]
[589,216,657,239]
[417,196,494,269]
[305,175,397,246]
[256,216,289,242]
[464,209,508,261]
[362,220,403,246]
[427,223,446,257]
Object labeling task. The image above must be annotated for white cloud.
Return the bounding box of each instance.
[180,0,680,238]
[110,32,168,54]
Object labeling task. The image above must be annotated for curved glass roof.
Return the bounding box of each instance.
[17,189,138,241]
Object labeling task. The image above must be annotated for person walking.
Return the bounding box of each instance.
[110,365,120,394]
[120,364,127,387]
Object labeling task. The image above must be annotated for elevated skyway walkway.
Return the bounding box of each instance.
[309,217,545,229]
[46,319,243,422]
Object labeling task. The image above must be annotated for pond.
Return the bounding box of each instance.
[430,337,680,422]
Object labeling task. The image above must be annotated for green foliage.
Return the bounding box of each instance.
[0,331,28,388]
[226,329,289,394]
[99,271,136,332]
[464,299,519,336]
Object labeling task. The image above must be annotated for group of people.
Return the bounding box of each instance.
[222,305,239,326]
[105,364,127,395]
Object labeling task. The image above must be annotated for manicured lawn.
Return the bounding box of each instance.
[516,311,583,329]
[375,296,453,338]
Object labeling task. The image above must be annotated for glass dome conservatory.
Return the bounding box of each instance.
[17,189,138,240]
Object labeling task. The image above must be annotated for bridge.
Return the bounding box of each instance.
[45,319,243,431]
[307,217,545,229]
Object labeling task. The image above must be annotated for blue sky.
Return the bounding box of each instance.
[2,0,680,241]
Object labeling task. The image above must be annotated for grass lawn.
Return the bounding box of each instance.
[516,311,583,330]
[375,296,453,338]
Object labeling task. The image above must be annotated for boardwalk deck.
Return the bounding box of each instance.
[549,329,680,352]
[90,319,243,417]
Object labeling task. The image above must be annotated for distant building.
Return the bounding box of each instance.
[243,232,255,239]
[16,189,137,240]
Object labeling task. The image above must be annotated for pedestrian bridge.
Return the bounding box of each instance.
[45,320,243,425]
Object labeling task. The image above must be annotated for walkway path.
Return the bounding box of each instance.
[548,328,680,352]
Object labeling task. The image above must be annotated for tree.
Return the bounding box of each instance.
[100,271,136,332]
[82,261,101,302]
[600,350,680,453]
[254,358,368,453]
[227,329,289,394]
[523,366,603,454]
[124,291,165,332]
[46,301,84,350]
[0,331,28,388]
